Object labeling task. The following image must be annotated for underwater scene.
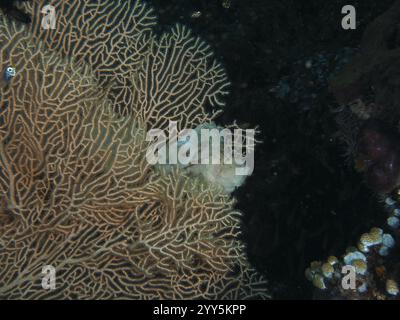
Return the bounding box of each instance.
[0,0,400,302]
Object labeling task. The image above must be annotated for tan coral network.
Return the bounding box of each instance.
[0,1,268,299]
[21,0,230,130]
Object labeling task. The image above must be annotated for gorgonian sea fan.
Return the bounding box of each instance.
[21,0,230,131]
[0,0,268,299]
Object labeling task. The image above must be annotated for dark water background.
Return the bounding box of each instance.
[151,0,395,299]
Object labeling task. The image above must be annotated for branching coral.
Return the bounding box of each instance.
[0,1,267,299]
[20,0,230,130]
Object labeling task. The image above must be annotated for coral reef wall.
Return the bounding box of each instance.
[306,0,400,299]
[0,0,267,299]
